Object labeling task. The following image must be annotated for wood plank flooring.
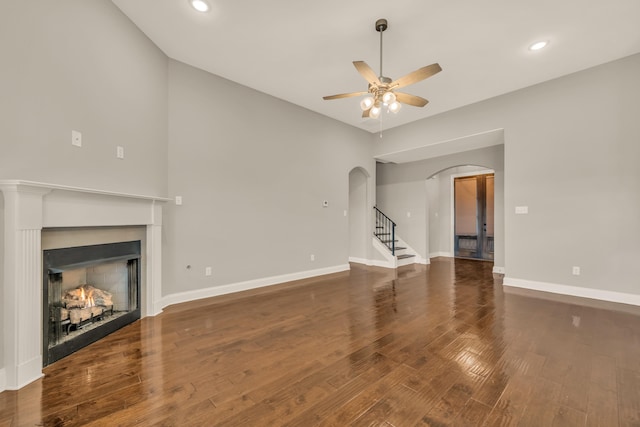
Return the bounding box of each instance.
[2,258,640,426]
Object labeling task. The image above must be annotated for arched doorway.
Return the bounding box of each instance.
[426,165,496,261]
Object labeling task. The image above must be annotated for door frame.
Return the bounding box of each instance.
[450,169,495,260]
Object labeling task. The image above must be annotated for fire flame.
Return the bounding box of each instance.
[79,286,95,308]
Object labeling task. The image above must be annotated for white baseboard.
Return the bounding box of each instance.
[493,266,505,274]
[1,356,43,391]
[161,264,350,310]
[349,256,395,269]
[372,238,397,268]
[429,252,452,258]
[148,300,164,318]
[0,368,6,393]
[368,259,395,268]
[503,277,640,307]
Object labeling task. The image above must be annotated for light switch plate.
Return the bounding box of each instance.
[71,130,82,147]
[515,206,529,214]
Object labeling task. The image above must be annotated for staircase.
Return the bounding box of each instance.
[373,206,416,266]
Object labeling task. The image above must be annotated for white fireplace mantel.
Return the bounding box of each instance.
[0,180,169,391]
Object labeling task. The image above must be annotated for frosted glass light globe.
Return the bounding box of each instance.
[388,101,401,113]
[382,91,396,105]
[360,97,374,111]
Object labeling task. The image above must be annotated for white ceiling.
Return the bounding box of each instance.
[112,0,640,134]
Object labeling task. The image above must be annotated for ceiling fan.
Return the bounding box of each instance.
[323,19,442,119]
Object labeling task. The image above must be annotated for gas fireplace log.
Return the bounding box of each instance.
[61,284,114,308]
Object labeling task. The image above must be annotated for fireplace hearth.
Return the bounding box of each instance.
[43,240,141,366]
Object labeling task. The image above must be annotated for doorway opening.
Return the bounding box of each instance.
[453,173,494,260]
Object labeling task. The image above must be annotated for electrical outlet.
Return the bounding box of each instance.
[515,206,529,214]
[205,266,212,276]
[310,254,315,261]
[572,266,581,276]
[175,196,183,205]
[116,146,124,159]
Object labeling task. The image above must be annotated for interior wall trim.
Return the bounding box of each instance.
[0,368,6,393]
[430,252,453,259]
[160,264,350,310]
[503,277,640,307]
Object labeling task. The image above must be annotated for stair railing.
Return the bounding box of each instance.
[373,206,396,255]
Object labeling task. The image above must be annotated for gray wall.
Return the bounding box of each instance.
[164,60,374,294]
[0,0,168,380]
[375,54,640,294]
[0,0,168,196]
[377,145,505,266]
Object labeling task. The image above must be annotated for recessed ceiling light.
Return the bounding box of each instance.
[189,0,210,12]
[529,41,549,51]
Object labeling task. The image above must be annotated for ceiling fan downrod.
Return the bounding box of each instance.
[376,19,388,80]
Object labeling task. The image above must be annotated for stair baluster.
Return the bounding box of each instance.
[373,206,396,255]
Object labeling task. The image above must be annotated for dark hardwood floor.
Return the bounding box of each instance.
[2,258,640,426]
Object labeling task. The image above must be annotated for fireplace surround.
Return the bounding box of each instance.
[0,180,167,391]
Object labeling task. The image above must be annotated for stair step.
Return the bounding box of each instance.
[375,232,391,236]
[395,247,407,251]
[397,254,415,260]
[379,239,398,243]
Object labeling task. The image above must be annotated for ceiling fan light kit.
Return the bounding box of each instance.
[323,18,441,120]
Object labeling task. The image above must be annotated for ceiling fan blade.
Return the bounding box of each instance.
[395,92,429,107]
[353,61,381,85]
[323,91,368,100]
[362,108,371,118]
[390,63,442,89]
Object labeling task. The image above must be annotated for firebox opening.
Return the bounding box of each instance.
[43,240,141,366]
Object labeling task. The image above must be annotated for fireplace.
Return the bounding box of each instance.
[43,241,141,366]
[0,180,167,391]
